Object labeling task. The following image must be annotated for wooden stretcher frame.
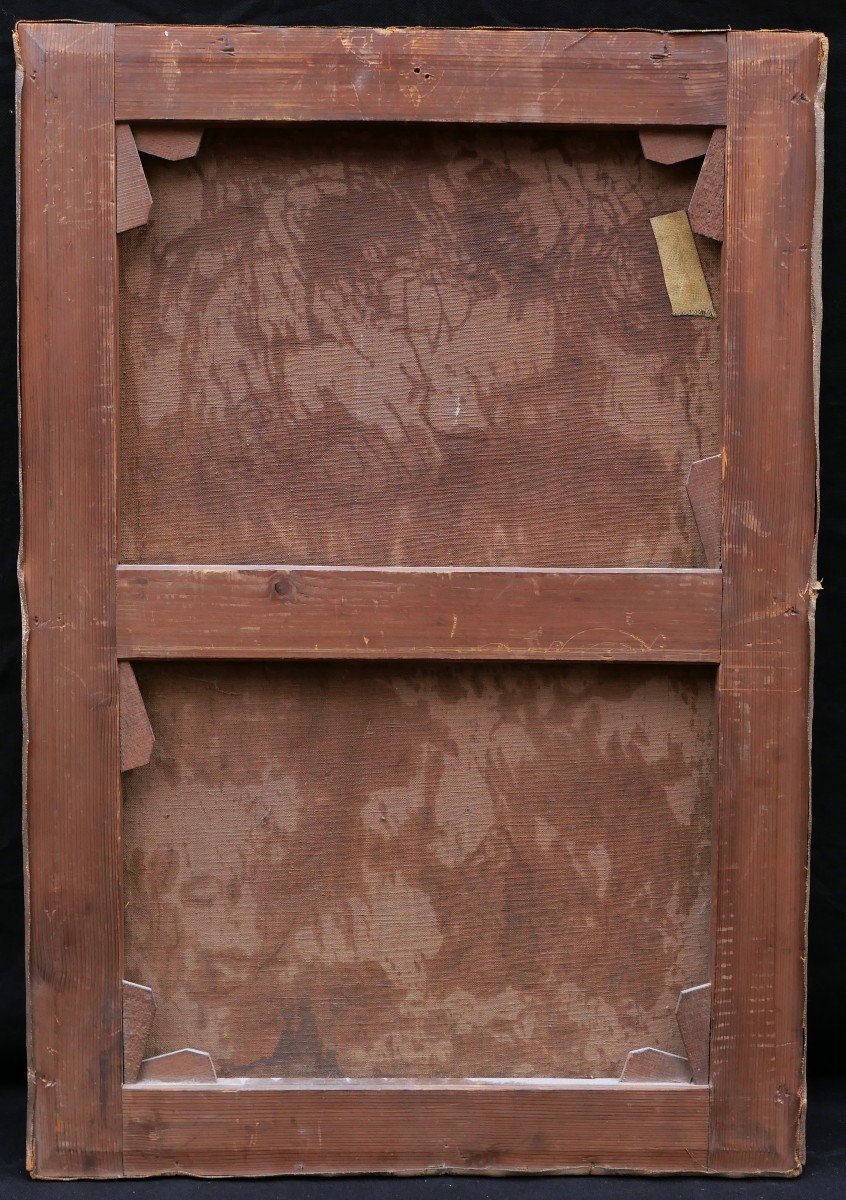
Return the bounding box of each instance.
[16,22,825,1178]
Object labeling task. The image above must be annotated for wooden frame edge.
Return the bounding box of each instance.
[709,29,825,1177]
[122,1081,709,1177]
[17,20,123,1179]
[114,25,727,125]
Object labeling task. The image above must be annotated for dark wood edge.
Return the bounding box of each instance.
[123,1082,709,1176]
[17,21,123,1179]
[116,566,723,663]
[708,30,825,1176]
[113,25,727,124]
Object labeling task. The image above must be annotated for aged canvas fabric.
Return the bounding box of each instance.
[120,126,720,568]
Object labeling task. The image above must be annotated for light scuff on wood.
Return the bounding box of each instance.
[119,661,155,771]
[621,1047,693,1083]
[685,455,722,568]
[639,127,712,164]
[116,122,152,233]
[676,983,712,1084]
[650,211,716,318]
[689,128,726,241]
[138,1049,217,1084]
[132,123,204,160]
[122,981,155,1083]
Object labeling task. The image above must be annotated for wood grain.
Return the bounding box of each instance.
[115,124,151,233]
[17,21,123,1178]
[639,127,712,164]
[122,1081,709,1176]
[122,982,155,1084]
[710,30,825,1175]
[686,455,722,568]
[132,123,203,160]
[118,125,721,570]
[123,660,714,1081]
[115,27,727,125]
[116,566,722,662]
[689,128,726,241]
[118,662,154,771]
[676,983,711,1085]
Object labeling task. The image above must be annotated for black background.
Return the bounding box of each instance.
[0,2,844,1194]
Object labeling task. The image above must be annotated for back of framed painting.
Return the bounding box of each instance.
[18,23,824,1178]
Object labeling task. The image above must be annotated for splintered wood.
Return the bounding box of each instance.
[650,211,716,317]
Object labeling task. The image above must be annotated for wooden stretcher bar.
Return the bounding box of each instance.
[116,565,723,662]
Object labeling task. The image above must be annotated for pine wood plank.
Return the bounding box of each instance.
[123,1081,709,1176]
[116,566,722,662]
[17,21,123,1179]
[709,30,825,1176]
[114,26,727,125]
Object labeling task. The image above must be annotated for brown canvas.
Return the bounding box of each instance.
[124,661,714,1080]
[119,125,720,569]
